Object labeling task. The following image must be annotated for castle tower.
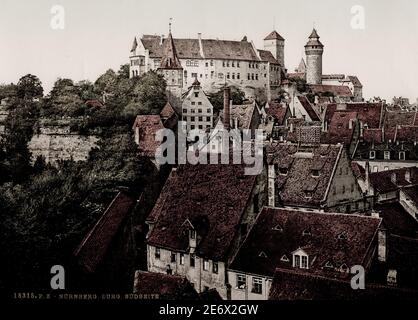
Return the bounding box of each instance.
[157,24,183,98]
[305,28,324,85]
[264,30,285,69]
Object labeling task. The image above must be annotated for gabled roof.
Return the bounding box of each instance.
[369,167,418,193]
[229,208,381,277]
[309,85,353,98]
[267,143,342,208]
[133,271,199,300]
[297,96,320,121]
[325,103,383,129]
[74,192,137,273]
[140,36,261,62]
[266,101,288,125]
[264,30,285,41]
[219,101,258,130]
[132,115,165,157]
[147,164,257,261]
[159,32,182,69]
[258,49,280,65]
[322,111,357,145]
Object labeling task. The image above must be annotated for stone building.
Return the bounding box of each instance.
[181,78,213,131]
[129,30,282,100]
[227,207,382,300]
[305,29,324,85]
[145,163,266,299]
[267,142,367,213]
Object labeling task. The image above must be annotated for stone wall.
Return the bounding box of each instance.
[28,120,99,164]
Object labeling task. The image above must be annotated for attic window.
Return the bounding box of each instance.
[340,264,349,273]
[302,229,311,237]
[273,224,283,232]
[369,151,376,159]
[280,255,290,262]
[337,233,347,240]
[304,191,313,199]
[190,229,196,240]
[311,169,320,177]
[324,260,334,269]
[384,151,390,160]
[259,251,268,258]
[279,168,288,175]
[399,151,405,160]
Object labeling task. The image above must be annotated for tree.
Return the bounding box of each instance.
[117,64,130,80]
[208,86,246,115]
[16,74,43,100]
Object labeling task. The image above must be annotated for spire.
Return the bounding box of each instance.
[192,76,200,87]
[305,28,323,48]
[159,22,182,70]
[131,37,138,52]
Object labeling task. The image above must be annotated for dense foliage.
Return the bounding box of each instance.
[0,68,167,292]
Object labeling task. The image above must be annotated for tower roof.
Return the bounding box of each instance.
[159,32,183,69]
[305,28,323,48]
[131,37,138,52]
[264,30,284,41]
[192,77,201,87]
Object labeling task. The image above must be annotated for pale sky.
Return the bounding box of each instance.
[1,0,418,101]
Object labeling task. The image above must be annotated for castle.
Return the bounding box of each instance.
[129,26,363,102]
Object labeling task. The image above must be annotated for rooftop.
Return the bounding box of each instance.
[132,115,165,157]
[230,207,381,277]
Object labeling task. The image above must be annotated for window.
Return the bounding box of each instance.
[191,73,197,78]
[198,109,202,113]
[227,73,230,79]
[206,117,211,121]
[279,168,288,175]
[237,62,240,67]
[180,254,185,265]
[210,60,214,67]
[205,62,208,67]
[227,61,230,67]
[155,248,161,259]
[255,74,258,80]
[237,274,246,289]
[190,229,196,239]
[203,259,209,271]
[184,70,187,77]
[251,73,254,80]
[301,256,308,269]
[207,109,211,113]
[232,73,235,79]
[213,262,218,274]
[191,102,196,105]
[252,277,262,294]
[191,116,195,121]
[373,166,378,173]
[294,255,300,268]
[190,254,195,267]
[198,102,202,105]
[194,61,199,67]
[369,151,376,159]
[191,125,195,130]
[312,170,320,177]
[171,252,176,263]
[399,152,405,160]
[194,92,199,98]
[198,116,203,121]
[182,108,187,113]
[384,151,390,160]
[191,109,195,113]
[247,73,250,80]
[198,125,203,129]
[223,61,225,67]
[237,73,240,80]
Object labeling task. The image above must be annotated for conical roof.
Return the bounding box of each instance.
[159,32,183,69]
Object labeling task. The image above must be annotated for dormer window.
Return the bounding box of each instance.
[292,249,309,269]
[281,255,290,262]
[273,224,283,232]
[259,251,268,258]
[337,232,347,240]
[304,191,313,199]
[324,260,334,269]
[311,169,320,177]
[369,151,376,159]
[384,151,390,160]
[399,151,405,160]
[302,229,311,237]
[340,264,349,273]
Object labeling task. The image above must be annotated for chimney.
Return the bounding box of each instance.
[365,161,371,192]
[198,33,204,57]
[223,87,231,130]
[290,122,294,133]
[160,34,164,46]
[349,119,353,130]
[360,122,364,137]
[391,172,397,185]
[234,117,238,129]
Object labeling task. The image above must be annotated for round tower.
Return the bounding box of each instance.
[305,29,324,85]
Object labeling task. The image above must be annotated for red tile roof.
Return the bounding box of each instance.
[322,111,357,145]
[267,143,342,208]
[325,103,383,129]
[269,268,418,300]
[363,128,384,143]
[147,164,257,261]
[133,271,199,299]
[74,192,137,273]
[132,115,165,157]
[309,85,353,98]
[229,208,381,277]
[369,167,418,193]
[142,36,261,62]
[396,126,418,142]
[264,30,285,41]
[297,96,320,121]
[375,202,418,238]
[266,101,288,125]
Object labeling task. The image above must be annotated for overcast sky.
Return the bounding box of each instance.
[1,0,417,101]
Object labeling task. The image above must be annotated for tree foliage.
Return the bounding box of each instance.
[16,74,43,100]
